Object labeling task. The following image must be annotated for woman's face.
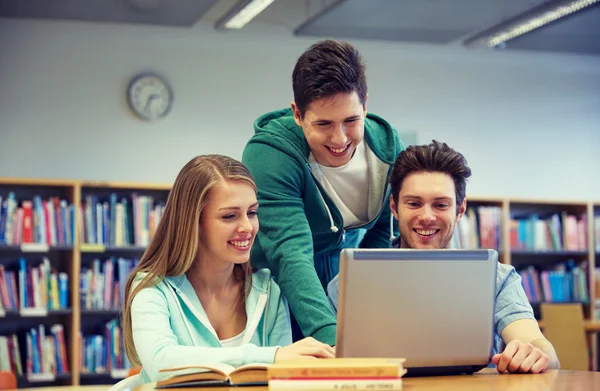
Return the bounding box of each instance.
[198,180,259,265]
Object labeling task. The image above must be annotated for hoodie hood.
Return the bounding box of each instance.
[253,108,400,165]
[162,269,275,346]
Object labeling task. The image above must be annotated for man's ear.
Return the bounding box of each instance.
[457,198,467,221]
[291,102,302,127]
[390,195,399,221]
[363,93,369,115]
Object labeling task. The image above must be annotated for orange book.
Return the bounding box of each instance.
[268,357,406,379]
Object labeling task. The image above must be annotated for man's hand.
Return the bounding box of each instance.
[492,339,550,374]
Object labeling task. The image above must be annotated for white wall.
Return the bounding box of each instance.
[1,18,599,200]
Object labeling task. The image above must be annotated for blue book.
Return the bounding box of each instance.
[110,194,117,246]
[0,197,6,244]
[53,334,63,374]
[31,328,40,373]
[103,202,109,246]
[59,273,68,308]
[19,258,27,308]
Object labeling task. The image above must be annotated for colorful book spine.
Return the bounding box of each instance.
[0,193,74,246]
[452,206,502,249]
[510,212,587,251]
[80,320,130,376]
[81,192,166,247]
[21,324,69,375]
[80,257,138,310]
[0,334,23,376]
[519,261,589,304]
[0,257,69,312]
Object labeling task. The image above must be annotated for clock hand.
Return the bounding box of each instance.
[144,95,157,112]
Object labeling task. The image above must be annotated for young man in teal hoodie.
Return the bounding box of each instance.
[242,40,405,346]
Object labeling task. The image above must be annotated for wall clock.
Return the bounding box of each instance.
[127,72,173,121]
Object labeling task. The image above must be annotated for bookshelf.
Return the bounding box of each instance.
[0,178,170,387]
[459,197,599,371]
[1,180,599,386]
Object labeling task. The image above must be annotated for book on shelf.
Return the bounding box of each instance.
[24,324,69,376]
[510,212,587,251]
[519,262,589,304]
[451,206,501,250]
[0,334,23,376]
[80,193,166,247]
[0,258,69,313]
[595,215,600,252]
[79,319,130,376]
[0,193,75,246]
[80,257,138,310]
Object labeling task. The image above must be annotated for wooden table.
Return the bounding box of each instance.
[131,368,600,390]
[4,387,111,391]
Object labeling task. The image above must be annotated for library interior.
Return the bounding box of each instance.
[1,1,600,390]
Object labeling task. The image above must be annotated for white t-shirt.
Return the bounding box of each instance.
[219,330,245,348]
[309,141,370,228]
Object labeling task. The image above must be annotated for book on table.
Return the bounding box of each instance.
[268,358,407,390]
[155,362,270,388]
[155,357,407,389]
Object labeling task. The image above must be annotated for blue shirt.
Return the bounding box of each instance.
[327,260,535,356]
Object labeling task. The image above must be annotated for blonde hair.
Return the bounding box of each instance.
[122,154,257,366]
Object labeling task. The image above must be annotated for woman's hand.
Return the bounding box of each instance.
[274,337,335,361]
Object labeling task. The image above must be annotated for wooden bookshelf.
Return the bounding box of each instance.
[77,180,170,385]
[1,182,599,388]
[467,197,599,371]
[0,178,171,387]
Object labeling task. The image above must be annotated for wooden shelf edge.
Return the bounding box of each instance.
[80,180,171,191]
[538,320,600,333]
[0,177,77,187]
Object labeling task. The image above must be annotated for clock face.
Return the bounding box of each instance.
[127,73,173,121]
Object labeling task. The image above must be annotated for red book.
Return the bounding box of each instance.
[22,201,34,243]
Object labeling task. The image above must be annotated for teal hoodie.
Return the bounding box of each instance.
[242,108,404,346]
[130,268,292,383]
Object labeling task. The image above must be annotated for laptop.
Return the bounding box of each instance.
[335,248,498,377]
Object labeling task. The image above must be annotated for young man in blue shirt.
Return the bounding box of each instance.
[327,140,560,374]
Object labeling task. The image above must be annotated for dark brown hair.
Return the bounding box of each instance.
[390,140,472,210]
[292,40,367,118]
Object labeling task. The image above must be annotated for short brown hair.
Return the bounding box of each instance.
[390,140,472,209]
[292,40,367,118]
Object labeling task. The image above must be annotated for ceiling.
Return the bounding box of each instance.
[0,0,598,56]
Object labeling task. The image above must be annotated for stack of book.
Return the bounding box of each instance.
[152,358,406,390]
[268,358,407,390]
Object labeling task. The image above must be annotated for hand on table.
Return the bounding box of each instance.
[274,337,335,362]
[492,339,550,374]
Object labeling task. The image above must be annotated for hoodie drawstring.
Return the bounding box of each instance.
[315,185,338,233]
[389,208,395,241]
[262,279,270,346]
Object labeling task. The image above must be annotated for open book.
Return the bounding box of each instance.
[155,362,270,388]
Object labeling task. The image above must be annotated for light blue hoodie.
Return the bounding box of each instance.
[130,268,292,383]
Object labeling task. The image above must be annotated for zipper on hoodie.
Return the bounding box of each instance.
[337,166,396,245]
[307,163,342,234]
[307,162,395,246]
[165,279,270,346]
